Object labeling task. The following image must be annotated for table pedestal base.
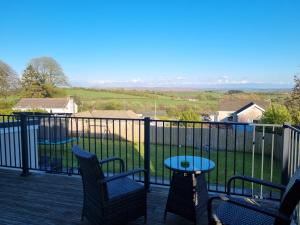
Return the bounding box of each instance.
[164,172,208,225]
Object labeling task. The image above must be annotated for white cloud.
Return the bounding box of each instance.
[86,78,144,85]
[129,78,143,84]
[175,76,186,81]
[70,75,292,89]
[216,75,253,85]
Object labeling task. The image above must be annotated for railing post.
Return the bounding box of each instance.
[144,117,151,191]
[281,123,290,185]
[20,113,30,176]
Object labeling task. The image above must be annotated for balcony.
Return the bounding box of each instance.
[0,169,211,225]
[0,114,299,224]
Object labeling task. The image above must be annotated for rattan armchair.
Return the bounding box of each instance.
[208,168,300,225]
[72,145,147,225]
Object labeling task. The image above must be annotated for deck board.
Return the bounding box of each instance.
[0,169,209,225]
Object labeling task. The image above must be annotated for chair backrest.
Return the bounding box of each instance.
[72,145,108,203]
[276,167,300,224]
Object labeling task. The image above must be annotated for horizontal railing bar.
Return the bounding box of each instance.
[249,123,283,127]
[150,119,250,125]
[8,114,285,128]
[283,124,300,133]
[26,115,145,121]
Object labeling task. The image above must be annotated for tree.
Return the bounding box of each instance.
[261,104,292,124]
[178,110,201,122]
[0,60,20,98]
[29,57,68,86]
[285,75,300,124]
[227,90,244,94]
[103,101,123,110]
[21,65,50,98]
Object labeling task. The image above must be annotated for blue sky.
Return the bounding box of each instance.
[1,0,300,88]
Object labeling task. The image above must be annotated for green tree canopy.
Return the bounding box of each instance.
[29,57,68,86]
[21,65,50,98]
[178,110,201,122]
[227,90,244,94]
[0,60,20,98]
[285,75,300,124]
[261,104,292,124]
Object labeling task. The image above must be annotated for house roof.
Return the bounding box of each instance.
[218,99,270,112]
[235,102,264,114]
[14,98,70,109]
[75,110,141,119]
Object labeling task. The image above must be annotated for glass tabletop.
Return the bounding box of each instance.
[164,156,215,173]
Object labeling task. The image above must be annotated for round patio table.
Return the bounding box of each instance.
[164,156,215,225]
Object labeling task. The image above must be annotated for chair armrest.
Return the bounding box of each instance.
[207,195,291,223]
[227,175,286,195]
[101,169,146,184]
[99,157,125,172]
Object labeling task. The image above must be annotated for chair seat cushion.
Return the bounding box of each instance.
[107,177,144,200]
[214,198,275,225]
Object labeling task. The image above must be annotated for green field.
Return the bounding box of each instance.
[64,88,222,114]
[38,137,282,192]
[60,87,289,117]
[0,87,289,118]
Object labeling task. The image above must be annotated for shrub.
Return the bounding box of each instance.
[261,104,292,124]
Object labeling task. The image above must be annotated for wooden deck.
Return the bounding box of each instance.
[0,169,208,225]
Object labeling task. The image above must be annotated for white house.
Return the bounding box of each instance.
[210,99,269,123]
[13,97,78,114]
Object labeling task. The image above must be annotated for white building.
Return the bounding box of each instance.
[13,97,78,114]
[210,99,269,123]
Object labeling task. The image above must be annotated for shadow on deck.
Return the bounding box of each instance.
[0,169,208,225]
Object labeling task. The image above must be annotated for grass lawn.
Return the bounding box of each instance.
[38,137,282,192]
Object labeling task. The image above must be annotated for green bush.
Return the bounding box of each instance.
[0,100,14,109]
[261,104,292,124]
[0,109,13,115]
[179,110,201,122]
[103,101,123,110]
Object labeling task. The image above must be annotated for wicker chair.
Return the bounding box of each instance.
[208,167,300,225]
[72,145,147,225]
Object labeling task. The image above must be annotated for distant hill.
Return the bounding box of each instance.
[62,87,288,117]
[0,87,289,118]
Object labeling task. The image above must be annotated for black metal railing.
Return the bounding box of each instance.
[282,123,300,224]
[282,124,300,181]
[148,119,283,198]
[0,114,22,169]
[0,113,297,199]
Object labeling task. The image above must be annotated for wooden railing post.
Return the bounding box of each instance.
[144,117,151,191]
[281,123,290,185]
[20,113,30,176]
